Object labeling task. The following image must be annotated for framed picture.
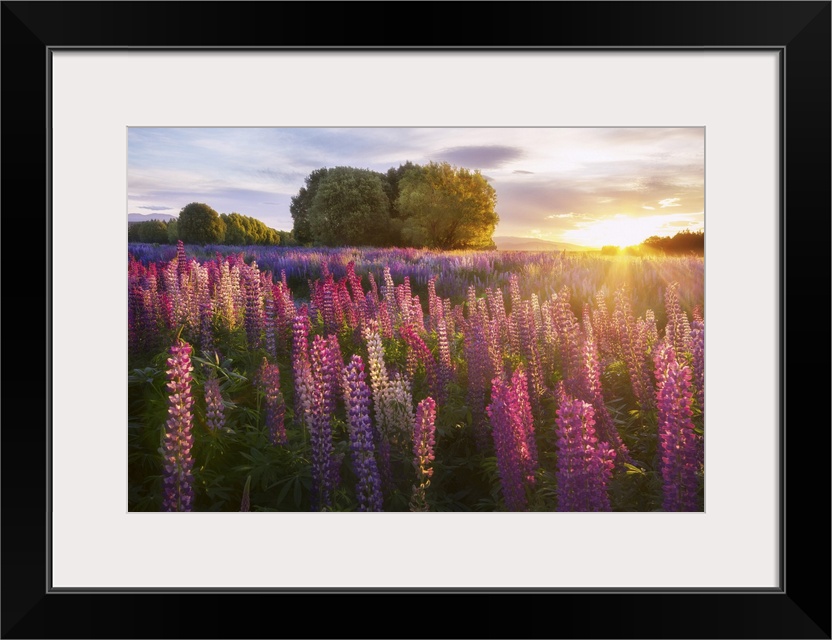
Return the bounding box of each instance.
[3,2,828,638]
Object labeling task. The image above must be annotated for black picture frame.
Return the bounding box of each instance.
[2,2,829,638]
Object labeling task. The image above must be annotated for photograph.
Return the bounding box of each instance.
[2,0,827,634]
[127,126,705,513]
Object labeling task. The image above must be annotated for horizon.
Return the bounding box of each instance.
[128,127,704,250]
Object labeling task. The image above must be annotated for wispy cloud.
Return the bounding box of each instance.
[659,197,681,208]
[435,145,524,169]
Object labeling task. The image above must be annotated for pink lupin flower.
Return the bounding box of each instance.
[162,339,195,512]
[410,397,437,512]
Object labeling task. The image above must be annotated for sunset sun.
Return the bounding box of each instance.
[563,215,683,248]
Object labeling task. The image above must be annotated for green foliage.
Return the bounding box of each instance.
[290,167,329,245]
[396,161,498,250]
[641,229,704,255]
[307,166,391,246]
[220,212,280,246]
[128,220,170,244]
[178,202,226,245]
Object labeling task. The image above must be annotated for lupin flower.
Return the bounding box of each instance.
[554,385,613,512]
[486,368,538,511]
[690,320,705,412]
[204,373,225,432]
[410,397,437,512]
[308,335,340,510]
[240,476,251,512]
[292,308,314,424]
[436,318,454,402]
[259,358,287,446]
[199,299,214,353]
[343,355,384,511]
[264,293,276,358]
[162,339,195,512]
[243,265,263,348]
[175,239,189,284]
[581,334,631,464]
[463,303,491,452]
[614,287,653,410]
[399,325,440,402]
[664,282,691,356]
[654,341,700,511]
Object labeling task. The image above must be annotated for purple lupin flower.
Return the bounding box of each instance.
[554,385,613,512]
[581,333,631,464]
[654,341,701,511]
[664,282,691,357]
[199,299,214,353]
[264,293,277,358]
[240,476,251,512]
[487,376,528,511]
[410,397,437,512]
[399,325,441,403]
[175,239,189,284]
[463,293,492,452]
[308,335,339,510]
[554,288,591,403]
[436,317,454,401]
[204,373,225,432]
[321,275,337,335]
[691,320,705,412]
[343,355,384,512]
[428,276,441,332]
[614,287,654,410]
[162,339,195,512]
[259,358,287,446]
[243,264,263,349]
[518,300,545,421]
[292,308,314,425]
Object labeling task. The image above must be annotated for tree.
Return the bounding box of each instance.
[128,220,170,243]
[307,166,391,246]
[166,218,178,243]
[177,202,226,244]
[383,161,420,245]
[396,161,498,250]
[137,219,169,244]
[290,168,329,245]
[221,212,281,245]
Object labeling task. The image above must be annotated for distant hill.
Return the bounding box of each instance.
[492,236,590,252]
[128,213,177,224]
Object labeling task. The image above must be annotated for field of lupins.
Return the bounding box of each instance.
[128,242,704,512]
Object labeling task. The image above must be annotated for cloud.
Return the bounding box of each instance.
[643,205,655,210]
[435,145,524,169]
[139,205,171,211]
[513,170,534,174]
[659,198,681,208]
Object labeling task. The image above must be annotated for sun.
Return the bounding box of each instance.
[562,215,667,248]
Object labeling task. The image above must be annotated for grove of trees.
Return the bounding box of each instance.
[290,161,499,249]
[642,229,704,255]
[128,203,294,246]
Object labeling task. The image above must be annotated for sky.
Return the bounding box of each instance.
[128,127,704,248]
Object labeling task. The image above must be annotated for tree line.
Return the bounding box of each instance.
[600,229,704,256]
[290,161,499,250]
[129,160,498,251]
[127,204,296,246]
[642,229,704,255]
